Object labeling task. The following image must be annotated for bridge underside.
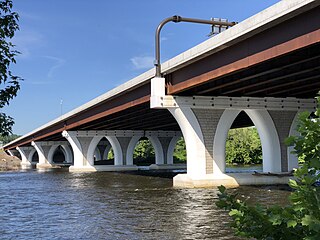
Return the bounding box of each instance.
[173,43,320,98]
[43,41,320,142]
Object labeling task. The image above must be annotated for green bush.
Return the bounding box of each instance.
[216,95,320,240]
[226,127,262,165]
[133,139,155,160]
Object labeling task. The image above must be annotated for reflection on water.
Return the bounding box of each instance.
[0,170,290,240]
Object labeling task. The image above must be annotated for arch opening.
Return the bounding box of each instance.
[31,151,39,163]
[214,109,281,174]
[52,146,66,163]
[133,137,155,166]
[172,137,186,164]
[225,111,262,173]
[93,138,114,165]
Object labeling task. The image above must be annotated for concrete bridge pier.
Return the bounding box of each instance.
[144,132,185,170]
[31,141,72,169]
[62,131,97,172]
[32,141,54,169]
[16,146,35,169]
[62,130,140,172]
[62,130,184,172]
[117,131,183,170]
[151,94,317,187]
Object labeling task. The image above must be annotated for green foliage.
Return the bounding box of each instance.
[133,139,155,165]
[216,95,320,240]
[107,148,114,160]
[0,0,21,136]
[133,139,155,160]
[0,133,19,144]
[226,127,262,165]
[173,137,186,163]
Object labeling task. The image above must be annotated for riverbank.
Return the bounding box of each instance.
[0,150,21,171]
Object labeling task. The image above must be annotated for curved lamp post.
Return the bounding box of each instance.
[154,15,236,77]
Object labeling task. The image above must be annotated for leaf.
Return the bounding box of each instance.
[229,209,243,217]
[269,214,282,225]
[287,220,297,228]
[218,185,226,193]
[310,158,320,169]
[288,179,298,189]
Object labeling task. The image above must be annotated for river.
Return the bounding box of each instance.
[0,169,290,240]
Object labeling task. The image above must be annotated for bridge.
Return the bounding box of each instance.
[4,0,320,187]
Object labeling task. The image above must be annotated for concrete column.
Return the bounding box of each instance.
[169,107,225,180]
[16,146,33,169]
[158,137,172,164]
[117,137,134,166]
[61,144,73,164]
[102,144,112,160]
[7,150,14,157]
[149,136,187,170]
[126,136,143,166]
[31,141,53,169]
[269,110,299,171]
[62,131,95,172]
[97,141,111,160]
[287,111,301,171]
[166,136,182,165]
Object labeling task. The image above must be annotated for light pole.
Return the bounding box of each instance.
[60,99,63,116]
[154,15,237,77]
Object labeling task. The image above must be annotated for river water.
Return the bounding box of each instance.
[0,169,290,240]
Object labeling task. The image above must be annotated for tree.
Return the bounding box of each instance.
[0,133,19,144]
[173,137,186,163]
[216,95,320,239]
[226,127,262,165]
[0,0,21,136]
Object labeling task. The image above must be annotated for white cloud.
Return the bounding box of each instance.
[13,30,44,59]
[130,56,154,70]
[44,56,66,78]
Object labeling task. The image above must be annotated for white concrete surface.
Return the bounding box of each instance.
[174,173,292,188]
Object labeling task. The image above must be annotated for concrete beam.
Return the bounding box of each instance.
[152,95,317,111]
[67,130,182,138]
[30,141,69,146]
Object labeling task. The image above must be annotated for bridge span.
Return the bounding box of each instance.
[4,0,320,187]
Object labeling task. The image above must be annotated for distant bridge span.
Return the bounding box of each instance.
[5,0,320,187]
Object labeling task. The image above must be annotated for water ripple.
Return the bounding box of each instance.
[0,171,289,239]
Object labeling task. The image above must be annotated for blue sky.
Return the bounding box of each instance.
[6,0,280,135]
